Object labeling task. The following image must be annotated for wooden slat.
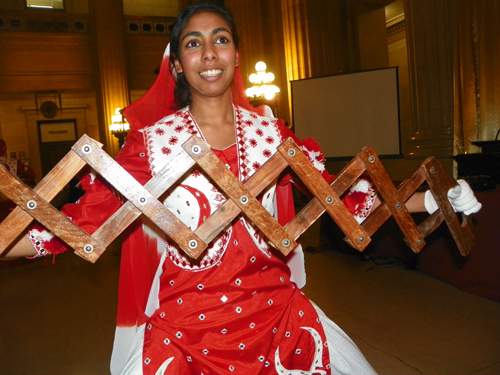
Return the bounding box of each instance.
[0,165,105,262]
[194,145,290,244]
[421,158,475,256]
[278,139,371,251]
[0,134,475,264]
[0,149,89,256]
[183,137,297,255]
[360,147,425,253]
[418,210,445,238]
[71,135,207,260]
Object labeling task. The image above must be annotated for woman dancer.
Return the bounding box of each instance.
[7,2,481,374]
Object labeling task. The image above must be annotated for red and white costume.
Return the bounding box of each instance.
[27,105,376,375]
[25,43,377,374]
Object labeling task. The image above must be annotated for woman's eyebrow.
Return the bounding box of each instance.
[181,27,231,42]
[181,30,202,42]
[212,27,231,35]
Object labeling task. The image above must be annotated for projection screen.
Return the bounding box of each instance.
[291,67,401,159]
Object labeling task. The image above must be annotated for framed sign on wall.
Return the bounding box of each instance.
[39,120,77,143]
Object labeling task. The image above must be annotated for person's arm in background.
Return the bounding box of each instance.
[3,236,35,258]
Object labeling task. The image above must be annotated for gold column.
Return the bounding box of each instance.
[89,0,130,156]
[454,0,500,154]
[405,0,456,158]
[281,0,311,82]
[281,0,311,127]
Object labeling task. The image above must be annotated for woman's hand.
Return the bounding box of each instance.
[446,179,482,214]
[424,179,482,215]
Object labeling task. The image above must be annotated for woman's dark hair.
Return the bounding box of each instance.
[169,1,240,108]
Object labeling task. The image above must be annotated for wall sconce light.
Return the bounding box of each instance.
[110,108,130,148]
[245,61,280,100]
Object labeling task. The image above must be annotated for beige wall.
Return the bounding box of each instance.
[0,4,175,173]
[0,0,407,182]
[0,92,100,181]
[0,0,476,184]
[0,33,94,93]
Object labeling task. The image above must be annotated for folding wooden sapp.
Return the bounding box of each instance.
[0,134,475,263]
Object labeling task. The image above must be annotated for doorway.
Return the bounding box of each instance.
[37,119,82,206]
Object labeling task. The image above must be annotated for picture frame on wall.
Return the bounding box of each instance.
[38,120,77,144]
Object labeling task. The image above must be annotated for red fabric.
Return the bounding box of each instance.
[140,144,331,374]
[61,175,122,235]
[26,223,68,257]
[113,130,160,327]
[117,222,163,327]
[342,190,368,216]
[25,173,123,258]
[144,224,330,374]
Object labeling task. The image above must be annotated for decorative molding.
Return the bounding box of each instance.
[0,11,89,33]
[125,16,175,35]
[0,12,176,36]
[21,105,89,112]
[387,20,406,43]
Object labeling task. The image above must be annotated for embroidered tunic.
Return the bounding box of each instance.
[139,105,331,374]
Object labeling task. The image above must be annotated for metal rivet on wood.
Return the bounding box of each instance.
[27,200,37,210]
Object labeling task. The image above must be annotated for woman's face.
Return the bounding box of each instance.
[173,11,238,103]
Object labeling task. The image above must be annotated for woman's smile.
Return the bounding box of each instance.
[199,68,223,78]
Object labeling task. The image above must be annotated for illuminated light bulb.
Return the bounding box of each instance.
[265,72,275,83]
[255,61,266,72]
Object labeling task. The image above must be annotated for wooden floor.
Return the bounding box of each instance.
[1,222,500,375]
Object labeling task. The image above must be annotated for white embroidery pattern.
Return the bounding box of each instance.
[154,356,174,375]
[26,228,55,258]
[275,327,327,375]
[143,106,285,270]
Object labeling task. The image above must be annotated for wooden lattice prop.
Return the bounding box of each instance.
[0,134,474,263]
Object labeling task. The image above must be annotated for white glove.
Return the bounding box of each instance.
[424,179,482,215]
[447,179,482,215]
[424,190,439,214]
